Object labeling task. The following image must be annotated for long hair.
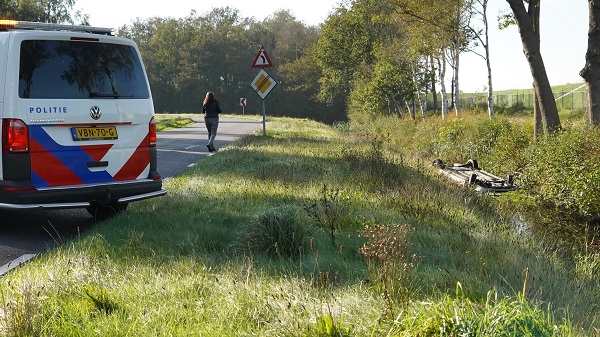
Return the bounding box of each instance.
[203,91,215,106]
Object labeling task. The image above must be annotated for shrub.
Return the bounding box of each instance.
[400,287,572,336]
[521,125,600,219]
[476,117,532,174]
[1,283,41,337]
[305,184,352,246]
[230,205,310,258]
[496,101,530,115]
[359,223,418,316]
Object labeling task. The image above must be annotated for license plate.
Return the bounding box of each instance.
[71,126,118,141]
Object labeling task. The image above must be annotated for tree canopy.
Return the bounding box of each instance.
[5,1,597,130]
[0,0,87,24]
[117,8,345,123]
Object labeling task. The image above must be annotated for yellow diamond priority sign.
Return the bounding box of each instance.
[250,69,277,100]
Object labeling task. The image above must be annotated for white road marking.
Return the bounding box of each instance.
[0,254,37,277]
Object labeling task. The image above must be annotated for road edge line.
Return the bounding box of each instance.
[0,254,37,277]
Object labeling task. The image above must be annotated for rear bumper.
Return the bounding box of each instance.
[0,179,167,210]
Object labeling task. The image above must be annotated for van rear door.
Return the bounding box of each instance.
[11,35,155,189]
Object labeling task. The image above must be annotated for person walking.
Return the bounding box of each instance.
[202,91,222,152]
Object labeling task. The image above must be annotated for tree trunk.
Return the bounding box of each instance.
[533,92,543,140]
[405,100,416,120]
[481,0,494,117]
[430,55,438,111]
[392,97,403,119]
[436,53,449,120]
[454,53,460,117]
[452,4,462,117]
[581,0,600,125]
[450,77,455,111]
[422,58,429,118]
[507,0,561,134]
[411,64,426,119]
[531,1,544,140]
[452,41,460,117]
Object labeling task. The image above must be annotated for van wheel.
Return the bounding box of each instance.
[87,202,128,220]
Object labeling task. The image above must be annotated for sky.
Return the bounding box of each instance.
[75,0,588,93]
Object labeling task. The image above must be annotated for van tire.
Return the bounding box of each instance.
[87,202,128,220]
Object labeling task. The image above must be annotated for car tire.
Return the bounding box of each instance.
[466,159,479,170]
[87,202,129,220]
[433,158,446,168]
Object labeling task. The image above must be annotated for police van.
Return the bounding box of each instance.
[0,20,166,218]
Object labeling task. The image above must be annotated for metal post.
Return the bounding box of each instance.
[262,100,266,136]
[571,92,574,110]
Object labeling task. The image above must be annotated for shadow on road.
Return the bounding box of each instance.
[0,208,94,266]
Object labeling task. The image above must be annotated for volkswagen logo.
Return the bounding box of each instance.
[90,106,102,120]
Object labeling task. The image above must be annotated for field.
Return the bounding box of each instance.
[423,82,589,112]
[0,114,597,336]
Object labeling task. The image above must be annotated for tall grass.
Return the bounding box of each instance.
[0,116,596,336]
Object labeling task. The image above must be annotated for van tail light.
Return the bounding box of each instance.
[2,119,29,153]
[149,116,157,147]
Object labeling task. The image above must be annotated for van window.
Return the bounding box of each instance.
[19,40,150,99]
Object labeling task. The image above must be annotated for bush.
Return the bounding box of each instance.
[230,205,310,258]
[359,223,418,315]
[496,101,531,116]
[520,125,600,220]
[475,117,532,174]
[305,184,352,246]
[399,288,571,336]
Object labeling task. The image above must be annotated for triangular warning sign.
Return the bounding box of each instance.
[251,46,272,68]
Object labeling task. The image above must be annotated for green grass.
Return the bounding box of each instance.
[490,82,586,96]
[155,115,196,131]
[0,117,596,336]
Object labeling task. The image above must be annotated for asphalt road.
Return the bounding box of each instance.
[0,117,262,273]
[157,117,262,179]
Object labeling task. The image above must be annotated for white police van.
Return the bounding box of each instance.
[0,20,166,218]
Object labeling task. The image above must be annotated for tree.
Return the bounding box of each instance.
[435,51,450,119]
[581,0,600,125]
[120,7,337,122]
[121,17,189,112]
[314,0,384,109]
[262,11,337,121]
[395,0,477,118]
[448,0,477,117]
[316,0,425,121]
[471,0,494,118]
[505,0,560,135]
[0,0,87,24]
[261,10,319,65]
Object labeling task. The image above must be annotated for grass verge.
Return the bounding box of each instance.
[0,117,595,336]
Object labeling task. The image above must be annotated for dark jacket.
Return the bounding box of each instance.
[203,100,222,118]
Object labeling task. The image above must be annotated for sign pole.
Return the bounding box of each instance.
[250,46,275,137]
[240,98,246,115]
[262,100,266,136]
